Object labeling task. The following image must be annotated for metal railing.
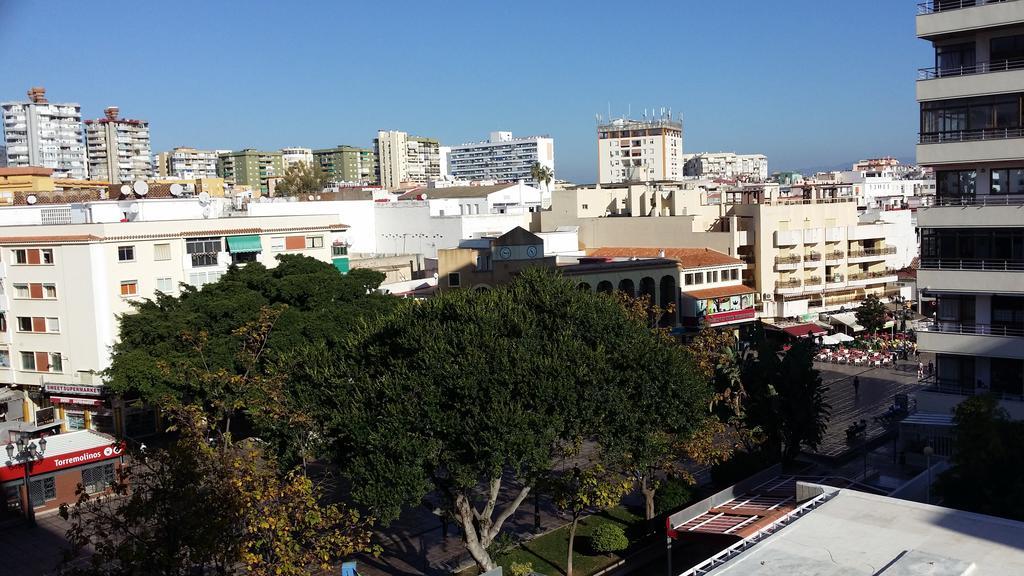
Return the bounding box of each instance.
[918,321,1024,337]
[765,196,858,206]
[804,252,822,262]
[775,255,801,265]
[848,269,898,281]
[805,276,823,286]
[919,258,1024,271]
[920,127,1024,144]
[825,251,845,260]
[777,279,802,288]
[923,377,1024,402]
[928,194,1024,207]
[849,247,897,258]
[919,57,1024,79]
[917,0,1016,14]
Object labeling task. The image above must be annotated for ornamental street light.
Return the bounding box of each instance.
[5,435,47,526]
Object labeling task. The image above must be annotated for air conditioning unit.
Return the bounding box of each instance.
[762,293,774,301]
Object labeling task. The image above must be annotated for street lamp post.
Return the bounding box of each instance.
[5,436,47,526]
[923,445,934,505]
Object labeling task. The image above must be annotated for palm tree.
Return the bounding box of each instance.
[530,161,553,194]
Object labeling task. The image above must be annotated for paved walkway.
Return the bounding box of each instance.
[0,510,80,576]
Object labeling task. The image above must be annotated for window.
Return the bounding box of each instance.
[156,277,174,293]
[14,284,28,298]
[305,236,324,248]
[42,249,53,264]
[17,317,32,332]
[582,204,589,210]
[153,243,171,261]
[693,272,704,285]
[332,244,348,257]
[921,94,1023,138]
[43,284,57,299]
[990,34,1024,69]
[990,168,1024,195]
[684,273,694,285]
[448,272,461,287]
[285,236,305,250]
[270,237,285,252]
[231,251,258,264]
[49,353,62,373]
[13,249,27,264]
[709,271,719,283]
[935,42,976,76]
[936,170,977,199]
[20,351,35,371]
[29,476,55,506]
[82,463,115,495]
[117,245,135,262]
[186,237,221,267]
[45,317,59,333]
[120,281,138,296]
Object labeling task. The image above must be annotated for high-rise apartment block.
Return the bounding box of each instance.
[313,145,377,184]
[217,149,284,194]
[1,87,88,179]
[281,147,314,169]
[915,0,1024,417]
[447,131,554,187]
[155,147,220,179]
[597,116,682,184]
[683,152,768,182]
[374,130,441,189]
[85,107,152,182]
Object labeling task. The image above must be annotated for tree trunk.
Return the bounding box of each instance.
[451,480,532,573]
[454,493,496,571]
[566,517,579,576]
[641,476,656,521]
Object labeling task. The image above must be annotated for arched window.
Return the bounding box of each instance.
[639,276,656,304]
[576,282,591,291]
[618,278,635,298]
[597,280,614,294]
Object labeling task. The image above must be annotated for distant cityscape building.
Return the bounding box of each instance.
[280,147,313,169]
[683,152,768,181]
[155,147,220,179]
[597,115,682,184]
[313,145,376,184]
[1,87,88,179]
[217,149,284,195]
[447,132,554,188]
[374,130,441,190]
[915,1,1024,417]
[0,145,6,167]
[85,106,152,182]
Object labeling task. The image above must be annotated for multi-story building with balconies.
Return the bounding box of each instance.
[154,147,220,179]
[217,149,284,195]
[683,152,768,182]
[447,131,555,189]
[597,116,682,184]
[915,0,1024,418]
[313,145,377,185]
[1,87,88,180]
[85,107,152,183]
[374,131,441,190]
[280,147,313,169]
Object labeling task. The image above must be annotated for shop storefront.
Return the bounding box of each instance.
[1,429,124,520]
[42,384,116,435]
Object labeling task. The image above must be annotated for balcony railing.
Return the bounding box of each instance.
[920,258,1024,271]
[919,321,1024,337]
[848,269,898,281]
[777,279,802,289]
[849,247,897,258]
[775,255,802,264]
[804,252,822,262]
[919,127,1024,144]
[805,276,823,286]
[918,57,1024,80]
[825,251,845,260]
[917,0,1018,15]
[929,194,1024,207]
[922,375,1024,402]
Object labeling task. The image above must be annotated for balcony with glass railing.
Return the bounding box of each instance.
[917,0,1018,15]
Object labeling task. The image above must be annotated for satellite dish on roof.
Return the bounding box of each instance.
[307,195,315,201]
[119,184,131,196]
[26,194,37,205]
[202,206,211,218]
[128,203,140,214]
[170,183,184,197]
[198,192,211,204]
[133,180,149,196]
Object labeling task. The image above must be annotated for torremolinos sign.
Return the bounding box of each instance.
[0,442,124,482]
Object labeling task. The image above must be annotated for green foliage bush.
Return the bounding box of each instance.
[509,561,535,576]
[654,477,694,515]
[590,523,629,554]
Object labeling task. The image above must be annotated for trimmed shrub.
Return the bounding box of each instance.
[590,523,629,555]
[654,477,694,515]
[509,561,535,576]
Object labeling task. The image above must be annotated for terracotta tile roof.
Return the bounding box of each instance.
[0,167,54,177]
[0,234,102,244]
[588,247,742,269]
[683,284,756,299]
[0,224,348,244]
[396,183,515,200]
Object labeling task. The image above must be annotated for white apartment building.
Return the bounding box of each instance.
[374,130,441,190]
[914,0,1024,418]
[155,147,219,179]
[1,87,88,180]
[85,107,152,183]
[447,132,555,189]
[683,152,768,182]
[0,200,348,435]
[280,147,314,169]
[597,116,682,184]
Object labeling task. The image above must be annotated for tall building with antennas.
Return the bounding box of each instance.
[85,106,152,182]
[597,112,683,184]
[1,87,88,179]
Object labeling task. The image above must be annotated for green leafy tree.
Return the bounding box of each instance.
[60,405,376,576]
[936,395,1024,520]
[856,293,889,334]
[530,161,554,194]
[653,476,694,516]
[550,464,630,576]
[106,255,396,465]
[291,268,709,572]
[275,161,326,197]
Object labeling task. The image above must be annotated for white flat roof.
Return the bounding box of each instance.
[701,489,1024,576]
[35,429,117,457]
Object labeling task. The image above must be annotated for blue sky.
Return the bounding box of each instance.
[0,0,929,182]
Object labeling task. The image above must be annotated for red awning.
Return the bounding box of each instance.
[782,323,828,339]
[49,396,104,407]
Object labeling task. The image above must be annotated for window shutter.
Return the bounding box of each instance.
[285,236,305,250]
[35,351,49,372]
[32,317,45,332]
[29,283,43,299]
[27,249,41,265]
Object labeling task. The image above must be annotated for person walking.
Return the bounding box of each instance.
[917,362,924,380]
[853,375,860,400]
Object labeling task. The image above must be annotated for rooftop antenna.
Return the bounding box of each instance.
[628,104,631,118]
[607,102,611,121]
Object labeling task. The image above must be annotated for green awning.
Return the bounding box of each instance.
[226,235,262,253]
